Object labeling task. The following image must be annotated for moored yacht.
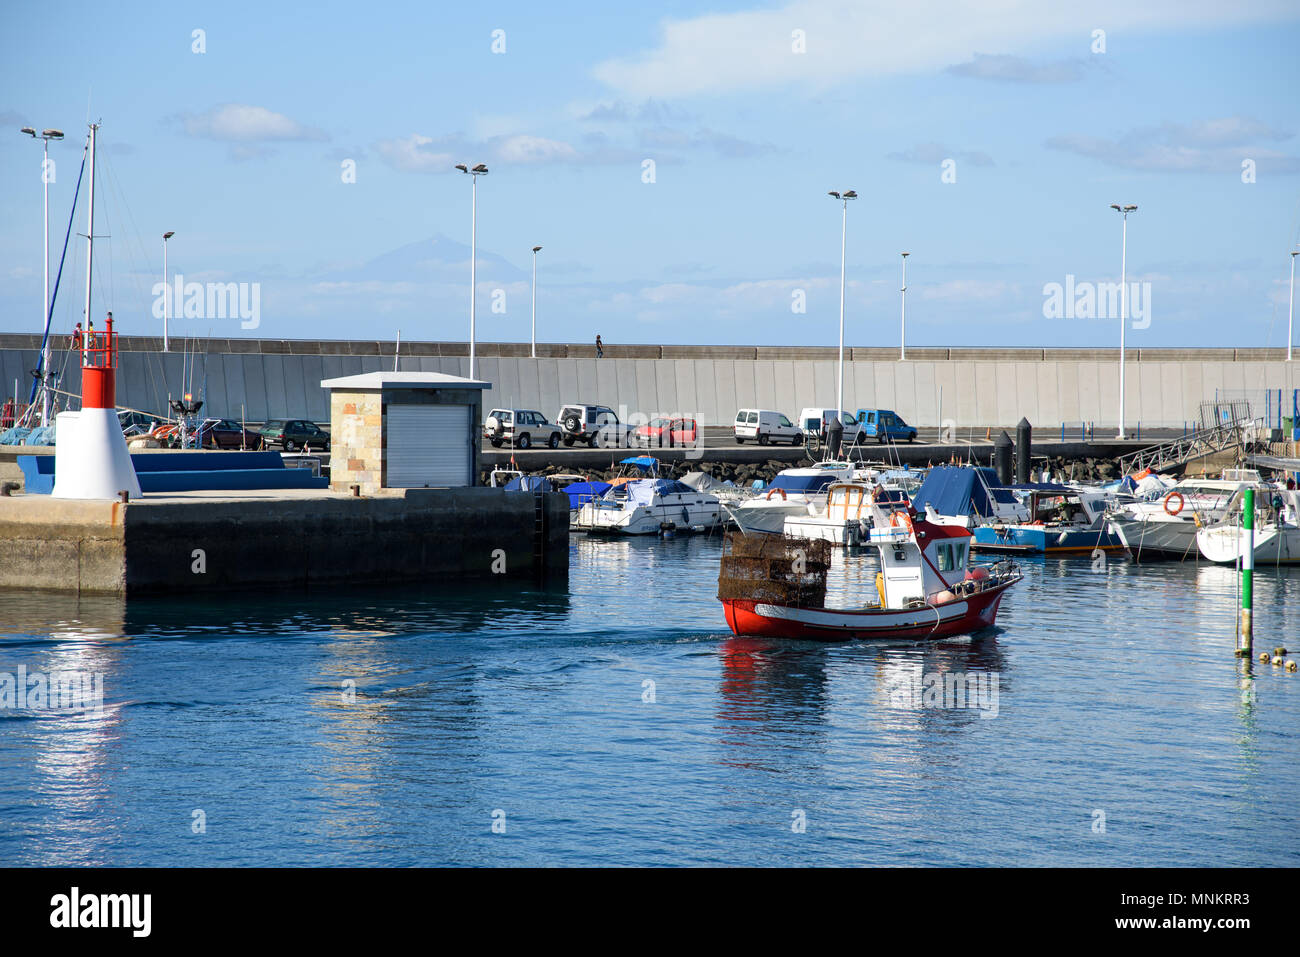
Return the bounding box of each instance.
[727,461,856,534]
[576,478,722,535]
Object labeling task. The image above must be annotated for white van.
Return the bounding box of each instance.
[734,409,802,445]
[798,408,864,445]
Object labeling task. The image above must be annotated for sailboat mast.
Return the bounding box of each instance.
[81,123,97,343]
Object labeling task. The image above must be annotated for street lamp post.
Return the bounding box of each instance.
[1288,249,1297,363]
[1109,203,1138,439]
[455,163,489,378]
[21,125,64,426]
[163,231,175,352]
[900,252,909,361]
[531,245,542,359]
[828,190,857,430]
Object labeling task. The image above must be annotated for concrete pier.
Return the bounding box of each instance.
[0,487,569,596]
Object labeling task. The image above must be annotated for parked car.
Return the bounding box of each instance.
[197,417,262,450]
[483,408,563,449]
[798,408,864,445]
[856,408,918,443]
[733,409,801,446]
[557,403,634,448]
[635,416,699,448]
[259,419,330,451]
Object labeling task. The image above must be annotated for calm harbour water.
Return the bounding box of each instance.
[1,535,1297,867]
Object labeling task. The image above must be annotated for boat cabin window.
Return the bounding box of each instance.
[936,542,954,571]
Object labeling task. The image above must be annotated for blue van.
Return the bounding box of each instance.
[856,409,918,443]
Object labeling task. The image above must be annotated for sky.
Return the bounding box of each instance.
[1,0,1299,349]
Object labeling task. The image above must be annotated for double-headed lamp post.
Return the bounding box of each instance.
[1288,248,1298,363]
[531,245,542,359]
[1110,203,1138,439]
[828,189,857,427]
[21,125,64,426]
[900,252,910,361]
[162,231,175,352]
[455,163,489,378]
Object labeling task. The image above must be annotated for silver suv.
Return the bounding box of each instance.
[557,403,634,448]
[483,408,563,449]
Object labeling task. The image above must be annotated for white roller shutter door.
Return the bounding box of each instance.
[386,404,470,487]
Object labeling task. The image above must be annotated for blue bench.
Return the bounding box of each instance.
[16,450,328,494]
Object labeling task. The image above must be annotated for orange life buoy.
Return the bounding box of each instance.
[890,510,914,532]
[766,487,787,501]
[1164,491,1185,516]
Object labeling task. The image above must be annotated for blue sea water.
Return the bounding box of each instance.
[1,535,1297,867]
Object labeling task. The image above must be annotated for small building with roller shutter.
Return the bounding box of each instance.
[321,371,489,494]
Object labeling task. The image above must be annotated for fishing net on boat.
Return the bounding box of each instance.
[717,531,831,607]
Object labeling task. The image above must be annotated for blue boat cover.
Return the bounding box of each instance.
[563,481,612,507]
[503,475,554,492]
[912,466,1015,519]
[619,456,658,470]
[769,473,838,494]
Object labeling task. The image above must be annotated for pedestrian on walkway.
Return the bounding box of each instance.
[595,334,604,358]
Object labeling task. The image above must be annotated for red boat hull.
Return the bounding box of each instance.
[721,582,1012,641]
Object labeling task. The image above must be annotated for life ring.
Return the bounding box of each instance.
[1164,491,1185,516]
[890,510,914,533]
[766,487,787,501]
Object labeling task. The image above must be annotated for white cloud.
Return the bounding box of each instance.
[592,0,1297,98]
[494,134,578,164]
[374,134,458,173]
[179,104,327,142]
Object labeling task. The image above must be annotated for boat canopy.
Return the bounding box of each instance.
[563,481,612,507]
[504,475,554,492]
[620,456,659,471]
[912,466,1016,519]
[626,478,695,504]
[769,473,838,494]
[679,471,717,491]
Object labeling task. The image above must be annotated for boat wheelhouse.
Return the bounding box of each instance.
[971,483,1122,554]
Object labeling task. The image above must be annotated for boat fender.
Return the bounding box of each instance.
[933,589,956,604]
[766,487,787,500]
[1164,491,1185,516]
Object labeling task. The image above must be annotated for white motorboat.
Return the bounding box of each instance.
[1196,489,1300,565]
[576,478,722,535]
[727,461,856,534]
[1108,472,1271,561]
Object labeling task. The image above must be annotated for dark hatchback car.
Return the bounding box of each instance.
[259,419,330,451]
[198,418,262,450]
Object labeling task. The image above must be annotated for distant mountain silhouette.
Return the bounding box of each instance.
[326,234,527,283]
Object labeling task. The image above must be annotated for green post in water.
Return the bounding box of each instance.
[1240,488,1254,651]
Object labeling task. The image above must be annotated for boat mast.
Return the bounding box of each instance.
[81,123,97,364]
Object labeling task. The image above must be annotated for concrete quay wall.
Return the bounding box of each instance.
[0,487,569,596]
[3,335,1296,430]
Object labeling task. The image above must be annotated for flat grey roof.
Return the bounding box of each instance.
[321,371,490,390]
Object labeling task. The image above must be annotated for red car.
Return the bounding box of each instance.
[635,417,699,448]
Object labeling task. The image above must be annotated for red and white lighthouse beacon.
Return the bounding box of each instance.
[51,312,141,500]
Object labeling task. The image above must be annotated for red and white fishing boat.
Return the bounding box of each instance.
[719,508,1021,641]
